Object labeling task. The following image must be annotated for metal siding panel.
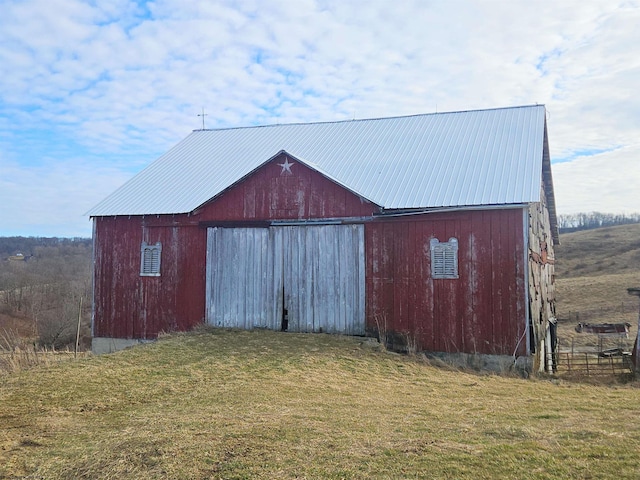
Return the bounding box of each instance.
[87,105,547,217]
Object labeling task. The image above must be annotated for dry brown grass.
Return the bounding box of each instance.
[0,328,88,375]
[1,329,640,479]
[0,311,35,338]
[555,224,640,350]
[555,223,640,278]
[555,271,639,350]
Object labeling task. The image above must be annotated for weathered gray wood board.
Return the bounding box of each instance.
[206,225,365,335]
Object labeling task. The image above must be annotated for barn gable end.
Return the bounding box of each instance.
[197,151,379,221]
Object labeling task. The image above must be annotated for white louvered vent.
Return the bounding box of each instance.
[140,242,162,276]
[430,237,458,279]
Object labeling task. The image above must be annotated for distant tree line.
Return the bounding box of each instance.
[558,212,640,233]
[0,236,91,258]
[0,237,92,350]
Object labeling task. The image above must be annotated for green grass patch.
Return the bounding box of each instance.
[1,328,640,479]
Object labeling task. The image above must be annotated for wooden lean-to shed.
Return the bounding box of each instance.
[87,105,559,373]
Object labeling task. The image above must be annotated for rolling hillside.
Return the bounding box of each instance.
[554,223,640,349]
[555,223,640,278]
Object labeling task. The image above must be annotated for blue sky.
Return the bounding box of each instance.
[1,0,639,237]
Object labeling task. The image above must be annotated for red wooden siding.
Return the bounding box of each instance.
[93,151,528,358]
[365,208,527,356]
[93,216,206,339]
[197,153,377,220]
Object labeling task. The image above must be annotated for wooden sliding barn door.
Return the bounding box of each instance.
[205,225,364,335]
[206,227,282,330]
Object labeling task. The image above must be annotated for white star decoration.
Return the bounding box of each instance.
[278,158,294,175]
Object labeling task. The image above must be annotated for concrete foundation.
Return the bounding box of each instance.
[425,351,532,376]
[91,337,154,355]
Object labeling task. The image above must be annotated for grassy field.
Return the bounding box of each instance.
[554,224,640,350]
[554,224,640,279]
[1,328,640,479]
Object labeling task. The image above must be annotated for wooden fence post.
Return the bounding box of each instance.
[75,296,83,359]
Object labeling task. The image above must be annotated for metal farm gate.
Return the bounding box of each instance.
[205,224,365,335]
[551,351,633,376]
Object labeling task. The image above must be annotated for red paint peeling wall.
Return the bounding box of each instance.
[93,216,206,339]
[197,155,376,220]
[93,153,528,357]
[365,208,527,356]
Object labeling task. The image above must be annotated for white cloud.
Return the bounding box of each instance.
[0,0,639,236]
[0,157,130,236]
[553,144,640,214]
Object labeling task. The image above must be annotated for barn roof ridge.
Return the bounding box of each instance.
[87,104,555,231]
[193,104,546,133]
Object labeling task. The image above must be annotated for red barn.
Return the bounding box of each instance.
[87,105,559,373]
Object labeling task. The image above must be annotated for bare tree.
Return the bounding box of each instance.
[0,238,92,350]
[558,212,640,233]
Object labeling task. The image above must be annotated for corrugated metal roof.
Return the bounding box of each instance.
[87,105,548,216]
